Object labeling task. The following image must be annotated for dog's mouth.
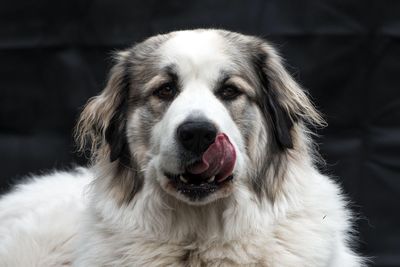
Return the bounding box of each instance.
[164,133,236,201]
[165,172,234,200]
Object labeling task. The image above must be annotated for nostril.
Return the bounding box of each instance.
[204,132,215,143]
[180,130,194,142]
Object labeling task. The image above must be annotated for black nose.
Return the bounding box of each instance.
[177,121,218,154]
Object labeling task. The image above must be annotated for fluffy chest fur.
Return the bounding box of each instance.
[73,166,355,267]
[80,233,272,266]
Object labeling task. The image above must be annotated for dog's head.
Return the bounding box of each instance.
[76,30,323,205]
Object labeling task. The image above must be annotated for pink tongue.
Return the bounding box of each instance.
[187,133,236,182]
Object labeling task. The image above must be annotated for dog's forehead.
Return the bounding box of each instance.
[158,31,235,81]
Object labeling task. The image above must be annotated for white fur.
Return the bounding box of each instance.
[0,30,364,266]
[0,169,90,266]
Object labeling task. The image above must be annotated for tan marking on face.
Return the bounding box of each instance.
[148,96,169,117]
[225,76,256,98]
[142,74,171,96]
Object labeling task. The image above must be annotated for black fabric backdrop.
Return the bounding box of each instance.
[1,1,399,266]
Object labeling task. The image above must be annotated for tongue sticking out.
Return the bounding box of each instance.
[187,133,236,182]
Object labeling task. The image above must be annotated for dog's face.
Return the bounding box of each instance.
[142,31,253,204]
[76,30,322,205]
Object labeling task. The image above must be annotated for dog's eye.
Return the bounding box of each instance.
[153,83,177,101]
[217,85,242,100]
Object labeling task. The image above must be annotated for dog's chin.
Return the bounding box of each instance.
[159,171,235,205]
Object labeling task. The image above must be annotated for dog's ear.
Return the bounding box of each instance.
[75,51,144,204]
[253,42,324,150]
[75,51,131,164]
[105,93,129,164]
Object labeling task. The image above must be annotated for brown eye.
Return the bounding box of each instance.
[218,85,242,100]
[153,83,177,101]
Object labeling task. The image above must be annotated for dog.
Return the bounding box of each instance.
[0,29,364,266]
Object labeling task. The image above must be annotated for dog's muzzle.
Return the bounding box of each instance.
[166,125,236,200]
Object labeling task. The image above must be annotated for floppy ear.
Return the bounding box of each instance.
[253,42,324,150]
[249,41,325,201]
[75,52,131,164]
[75,51,145,204]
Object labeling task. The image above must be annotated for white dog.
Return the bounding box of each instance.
[0,29,364,266]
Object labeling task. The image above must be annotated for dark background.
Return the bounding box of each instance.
[1,1,399,266]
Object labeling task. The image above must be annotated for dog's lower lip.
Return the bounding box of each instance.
[164,172,233,187]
